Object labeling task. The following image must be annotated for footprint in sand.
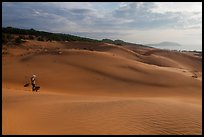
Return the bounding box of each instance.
[192,75,198,78]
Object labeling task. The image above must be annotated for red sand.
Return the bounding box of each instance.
[2,40,202,134]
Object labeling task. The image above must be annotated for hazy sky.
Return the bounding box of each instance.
[2,2,202,50]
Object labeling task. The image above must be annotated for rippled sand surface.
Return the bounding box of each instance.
[2,41,202,134]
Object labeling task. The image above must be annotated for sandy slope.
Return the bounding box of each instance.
[2,41,202,135]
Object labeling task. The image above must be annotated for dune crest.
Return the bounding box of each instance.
[2,41,202,135]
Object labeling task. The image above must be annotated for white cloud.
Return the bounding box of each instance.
[2,2,202,50]
[119,2,128,7]
[49,2,94,10]
[152,2,202,13]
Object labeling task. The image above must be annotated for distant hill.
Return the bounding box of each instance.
[2,27,100,43]
[101,39,126,45]
[147,41,182,47]
[2,26,151,48]
[2,27,129,45]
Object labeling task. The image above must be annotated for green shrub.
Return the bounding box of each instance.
[6,34,14,40]
[15,37,23,44]
[28,35,34,40]
[37,37,44,41]
[2,34,7,44]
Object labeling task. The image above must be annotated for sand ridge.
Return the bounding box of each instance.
[2,41,202,134]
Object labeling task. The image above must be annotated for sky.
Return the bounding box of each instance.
[2,2,202,51]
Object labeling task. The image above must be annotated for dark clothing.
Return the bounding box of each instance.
[31,77,36,91]
[32,83,36,91]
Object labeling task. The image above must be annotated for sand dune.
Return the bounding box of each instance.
[2,41,202,134]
